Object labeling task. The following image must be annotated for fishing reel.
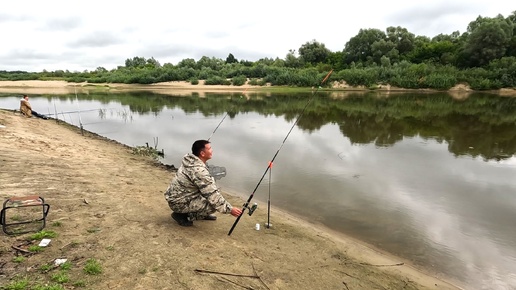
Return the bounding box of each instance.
[244,202,258,216]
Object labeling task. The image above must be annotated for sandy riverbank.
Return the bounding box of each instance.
[0,108,463,289]
[1,79,514,100]
[0,80,263,96]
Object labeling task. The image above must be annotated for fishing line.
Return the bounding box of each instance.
[208,87,250,141]
[74,86,84,135]
[228,69,334,236]
[208,88,249,141]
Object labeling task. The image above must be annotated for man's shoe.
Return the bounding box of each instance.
[203,214,217,221]
[171,212,193,227]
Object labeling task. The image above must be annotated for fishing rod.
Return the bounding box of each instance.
[44,108,104,117]
[207,112,228,141]
[53,97,58,123]
[266,162,272,229]
[228,69,334,236]
[74,86,84,135]
[206,88,255,179]
[207,87,249,141]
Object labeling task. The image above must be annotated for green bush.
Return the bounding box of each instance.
[83,258,102,275]
[205,76,230,85]
[190,79,199,85]
[231,75,247,86]
[468,78,503,90]
[423,73,457,90]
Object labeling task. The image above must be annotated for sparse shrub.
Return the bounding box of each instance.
[13,256,25,263]
[72,280,86,287]
[28,245,43,252]
[83,258,102,275]
[30,230,57,240]
[205,76,231,85]
[51,272,69,283]
[2,277,29,290]
[40,264,52,272]
[231,75,247,86]
[59,261,72,270]
[32,283,65,290]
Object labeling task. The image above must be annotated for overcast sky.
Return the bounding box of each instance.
[0,1,513,72]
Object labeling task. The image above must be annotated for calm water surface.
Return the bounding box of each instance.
[2,91,516,290]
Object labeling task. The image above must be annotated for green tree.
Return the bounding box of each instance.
[197,56,224,70]
[298,39,331,65]
[344,28,387,65]
[460,15,513,67]
[125,56,147,68]
[409,38,458,65]
[506,11,516,57]
[226,53,238,64]
[146,57,161,68]
[285,49,304,68]
[177,58,197,69]
[95,67,108,73]
[371,39,398,64]
[385,26,415,57]
[326,51,345,70]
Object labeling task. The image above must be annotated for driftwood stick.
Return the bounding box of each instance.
[11,245,32,254]
[195,269,259,278]
[342,261,404,267]
[251,263,270,290]
[358,262,404,267]
[343,281,350,290]
[340,271,359,279]
[217,276,255,290]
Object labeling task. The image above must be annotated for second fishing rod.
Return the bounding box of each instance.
[228,69,334,236]
[207,87,249,141]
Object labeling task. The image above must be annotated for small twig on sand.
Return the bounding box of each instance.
[340,271,359,279]
[251,263,270,290]
[11,245,32,254]
[195,269,259,278]
[358,262,404,267]
[343,281,350,290]
[216,276,254,290]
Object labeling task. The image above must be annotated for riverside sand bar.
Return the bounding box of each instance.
[0,79,515,97]
[0,81,462,289]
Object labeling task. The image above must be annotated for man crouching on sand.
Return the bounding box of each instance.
[164,140,242,227]
[20,94,48,119]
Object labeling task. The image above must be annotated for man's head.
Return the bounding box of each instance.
[192,140,212,163]
[23,94,28,100]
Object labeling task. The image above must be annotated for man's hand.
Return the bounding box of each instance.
[230,207,242,217]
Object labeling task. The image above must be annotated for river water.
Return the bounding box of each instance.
[1,91,516,290]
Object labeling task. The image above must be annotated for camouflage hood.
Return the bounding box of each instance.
[181,153,205,170]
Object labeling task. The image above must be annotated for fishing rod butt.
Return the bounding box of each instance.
[227,213,243,236]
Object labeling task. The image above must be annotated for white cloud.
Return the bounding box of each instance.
[0,0,513,72]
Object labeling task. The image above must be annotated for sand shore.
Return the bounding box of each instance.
[1,79,514,99]
[0,80,262,96]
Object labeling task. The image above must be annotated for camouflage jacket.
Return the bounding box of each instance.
[164,153,232,214]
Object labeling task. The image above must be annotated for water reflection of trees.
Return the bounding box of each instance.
[38,91,516,161]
